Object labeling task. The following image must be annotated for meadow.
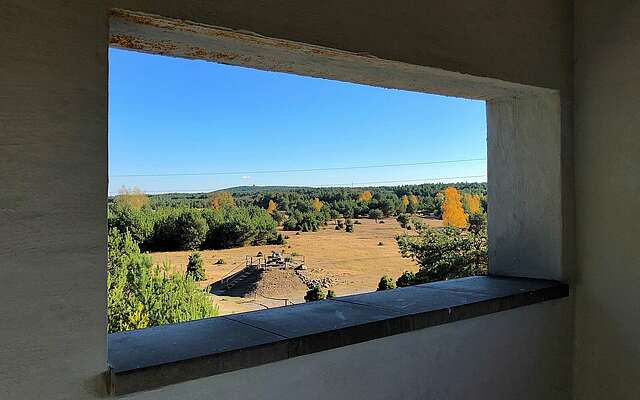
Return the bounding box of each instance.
[150,217,443,314]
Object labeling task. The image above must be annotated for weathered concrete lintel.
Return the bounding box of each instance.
[109,9,556,101]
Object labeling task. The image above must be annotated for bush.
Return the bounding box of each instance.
[271,233,286,245]
[186,251,206,281]
[151,208,208,250]
[345,218,354,233]
[215,258,225,265]
[397,225,487,283]
[368,208,384,221]
[304,286,326,302]
[326,289,336,299]
[468,212,487,234]
[108,204,154,245]
[107,229,217,333]
[396,271,415,287]
[396,213,410,228]
[202,206,277,249]
[378,241,384,246]
[377,275,396,291]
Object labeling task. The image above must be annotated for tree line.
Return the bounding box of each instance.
[108,183,487,252]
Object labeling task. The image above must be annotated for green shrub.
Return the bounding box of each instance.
[468,212,487,234]
[186,251,206,281]
[345,218,354,233]
[151,208,208,250]
[396,271,415,287]
[397,225,487,283]
[396,213,410,228]
[304,286,326,302]
[368,208,384,221]
[270,233,286,245]
[202,206,277,249]
[326,289,336,299]
[215,258,225,265]
[108,203,154,245]
[377,275,396,291]
[107,229,217,333]
[283,217,299,231]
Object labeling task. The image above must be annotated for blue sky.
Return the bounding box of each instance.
[108,48,487,195]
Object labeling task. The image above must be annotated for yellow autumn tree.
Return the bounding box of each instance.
[401,195,410,207]
[441,187,468,228]
[463,193,482,214]
[358,191,373,202]
[208,192,236,209]
[266,199,278,214]
[311,197,323,212]
[410,194,418,205]
[115,186,149,209]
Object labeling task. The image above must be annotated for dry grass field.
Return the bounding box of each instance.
[150,217,443,315]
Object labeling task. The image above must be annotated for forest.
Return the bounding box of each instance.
[108,182,487,252]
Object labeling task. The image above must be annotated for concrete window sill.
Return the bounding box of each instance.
[107,276,568,395]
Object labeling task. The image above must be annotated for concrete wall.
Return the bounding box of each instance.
[487,94,563,280]
[573,2,640,399]
[0,1,574,399]
[125,300,571,400]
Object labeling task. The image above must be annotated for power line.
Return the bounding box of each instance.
[109,158,486,178]
[108,174,487,195]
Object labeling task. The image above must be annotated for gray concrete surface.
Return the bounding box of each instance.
[124,299,571,400]
[0,1,604,399]
[573,1,640,398]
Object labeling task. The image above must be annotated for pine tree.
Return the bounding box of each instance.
[186,251,206,281]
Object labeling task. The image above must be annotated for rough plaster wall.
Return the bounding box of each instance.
[487,95,563,280]
[0,1,573,399]
[0,1,109,399]
[124,300,571,400]
[573,2,640,399]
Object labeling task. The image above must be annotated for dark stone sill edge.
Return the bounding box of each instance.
[107,281,568,396]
